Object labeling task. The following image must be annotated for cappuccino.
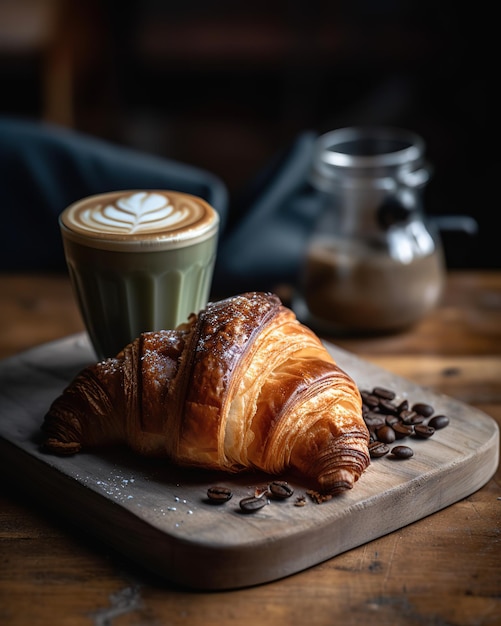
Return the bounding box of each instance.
[60,190,219,359]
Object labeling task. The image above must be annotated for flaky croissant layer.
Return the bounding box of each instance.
[42,292,370,494]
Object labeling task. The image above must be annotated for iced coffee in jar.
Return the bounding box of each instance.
[294,127,445,334]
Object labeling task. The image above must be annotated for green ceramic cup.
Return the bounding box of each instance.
[60,189,219,360]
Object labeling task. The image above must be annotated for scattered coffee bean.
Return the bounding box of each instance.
[412,402,434,418]
[378,398,398,414]
[361,384,451,466]
[376,425,396,444]
[361,391,380,408]
[429,414,450,430]
[373,387,396,400]
[385,414,400,427]
[268,480,294,499]
[239,494,269,513]
[364,412,386,429]
[393,423,414,438]
[400,409,418,424]
[369,441,390,458]
[414,424,435,439]
[207,485,233,503]
[408,413,425,425]
[391,445,414,459]
[397,399,409,413]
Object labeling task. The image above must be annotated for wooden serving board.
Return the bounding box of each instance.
[0,334,498,590]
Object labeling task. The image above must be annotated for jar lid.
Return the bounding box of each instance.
[310,126,430,191]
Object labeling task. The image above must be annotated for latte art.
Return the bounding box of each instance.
[81,192,196,234]
[60,190,219,251]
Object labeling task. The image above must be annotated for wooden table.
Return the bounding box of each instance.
[1,270,500,626]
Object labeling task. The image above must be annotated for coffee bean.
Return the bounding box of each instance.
[358,384,450,467]
[408,413,425,425]
[268,480,294,499]
[376,425,396,444]
[361,391,380,408]
[207,485,233,503]
[364,412,386,429]
[397,399,409,412]
[393,423,414,438]
[391,445,414,459]
[373,387,396,400]
[400,409,418,424]
[385,414,400,427]
[412,402,434,417]
[414,424,435,439]
[369,441,390,458]
[239,494,269,513]
[378,398,398,414]
[428,414,449,430]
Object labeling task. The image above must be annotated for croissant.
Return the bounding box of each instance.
[42,292,370,494]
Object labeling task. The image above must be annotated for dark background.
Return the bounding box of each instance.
[1,0,499,268]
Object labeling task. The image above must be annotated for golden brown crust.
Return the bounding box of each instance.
[42,292,370,494]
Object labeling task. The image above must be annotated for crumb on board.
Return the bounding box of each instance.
[306,489,334,504]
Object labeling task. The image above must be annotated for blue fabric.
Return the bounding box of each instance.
[213,131,319,294]
[0,116,321,293]
[0,116,228,271]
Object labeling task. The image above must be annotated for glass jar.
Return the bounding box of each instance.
[294,126,446,334]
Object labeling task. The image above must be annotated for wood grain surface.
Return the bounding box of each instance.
[1,334,497,590]
[0,271,500,625]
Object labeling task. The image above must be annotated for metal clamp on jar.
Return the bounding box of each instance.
[294,126,446,334]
